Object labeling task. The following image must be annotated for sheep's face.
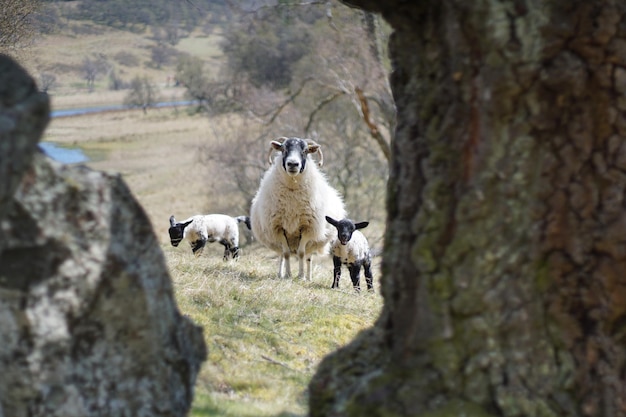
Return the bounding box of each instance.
[325,216,369,245]
[168,216,192,247]
[271,137,320,177]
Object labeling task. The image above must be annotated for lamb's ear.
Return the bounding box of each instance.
[181,220,193,230]
[355,221,369,230]
[169,215,177,227]
[325,216,338,227]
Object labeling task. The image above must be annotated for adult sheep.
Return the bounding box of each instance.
[168,214,250,260]
[250,137,346,279]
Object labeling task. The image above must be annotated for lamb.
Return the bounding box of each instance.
[168,214,250,260]
[250,137,346,279]
[325,216,373,292]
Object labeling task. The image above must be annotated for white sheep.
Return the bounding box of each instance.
[325,216,373,292]
[168,214,250,260]
[250,137,346,279]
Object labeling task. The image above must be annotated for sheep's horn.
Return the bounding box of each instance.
[316,147,324,167]
[305,139,323,167]
[268,137,288,165]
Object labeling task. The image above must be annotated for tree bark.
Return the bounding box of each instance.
[310,1,626,416]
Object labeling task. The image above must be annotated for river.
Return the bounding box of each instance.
[40,100,196,164]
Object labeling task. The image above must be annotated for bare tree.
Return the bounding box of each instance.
[81,54,110,92]
[124,75,159,114]
[186,1,393,222]
[38,71,56,93]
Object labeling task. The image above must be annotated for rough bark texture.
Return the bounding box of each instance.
[310,1,626,416]
[0,55,206,417]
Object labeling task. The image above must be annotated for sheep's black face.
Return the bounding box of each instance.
[336,222,356,245]
[326,216,369,245]
[168,217,193,247]
[169,225,184,246]
[281,138,308,176]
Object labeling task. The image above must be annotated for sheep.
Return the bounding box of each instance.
[250,137,346,280]
[168,214,250,260]
[325,216,373,292]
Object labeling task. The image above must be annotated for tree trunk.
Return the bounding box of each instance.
[310,1,626,416]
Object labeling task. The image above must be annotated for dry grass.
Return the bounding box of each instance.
[27,19,386,416]
[42,107,385,416]
[167,245,382,417]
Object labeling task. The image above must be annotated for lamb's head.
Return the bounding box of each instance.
[268,137,323,176]
[325,216,369,245]
[168,215,193,247]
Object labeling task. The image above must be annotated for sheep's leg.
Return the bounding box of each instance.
[331,257,342,289]
[191,238,207,257]
[306,255,313,281]
[296,239,307,280]
[231,247,240,259]
[364,260,374,291]
[279,253,292,278]
[279,231,292,278]
[348,264,362,292]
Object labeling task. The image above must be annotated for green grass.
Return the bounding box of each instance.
[165,245,383,417]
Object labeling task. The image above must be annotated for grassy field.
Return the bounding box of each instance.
[42,106,384,417]
[24,18,385,416]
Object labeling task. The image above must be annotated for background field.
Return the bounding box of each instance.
[30,19,386,416]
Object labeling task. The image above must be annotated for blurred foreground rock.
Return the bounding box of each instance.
[0,55,206,417]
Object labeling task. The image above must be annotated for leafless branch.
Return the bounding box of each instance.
[304,90,345,134]
[264,77,314,124]
[355,87,391,162]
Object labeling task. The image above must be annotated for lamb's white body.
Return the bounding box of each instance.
[169,214,248,260]
[251,138,346,279]
[329,230,370,265]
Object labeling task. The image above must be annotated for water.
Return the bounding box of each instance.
[39,142,89,164]
[41,100,197,164]
[49,100,195,118]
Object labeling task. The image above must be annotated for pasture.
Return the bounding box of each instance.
[27,17,387,414]
[42,106,385,416]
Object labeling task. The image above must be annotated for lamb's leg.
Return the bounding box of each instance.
[231,247,240,259]
[364,260,374,291]
[191,238,207,257]
[348,264,362,292]
[331,256,342,289]
[219,240,230,261]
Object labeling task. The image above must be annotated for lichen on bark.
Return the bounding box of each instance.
[310,1,626,416]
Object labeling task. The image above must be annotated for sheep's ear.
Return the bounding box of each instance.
[169,215,177,227]
[325,216,338,226]
[271,139,286,150]
[355,221,369,230]
[181,220,193,230]
[306,140,323,167]
[268,139,286,165]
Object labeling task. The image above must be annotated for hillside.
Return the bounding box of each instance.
[17,5,387,417]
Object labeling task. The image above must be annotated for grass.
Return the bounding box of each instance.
[26,19,386,416]
[42,107,384,417]
[166,244,383,416]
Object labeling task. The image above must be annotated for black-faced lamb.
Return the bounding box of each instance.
[250,137,346,279]
[325,216,373,292]
[168,214,250,260]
